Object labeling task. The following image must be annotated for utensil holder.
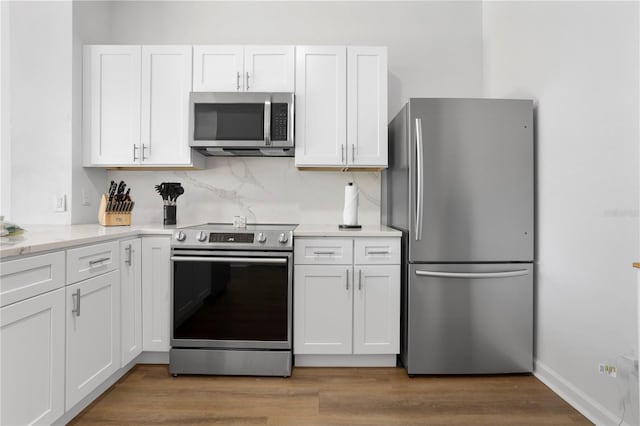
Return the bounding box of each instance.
[164,205,176,225]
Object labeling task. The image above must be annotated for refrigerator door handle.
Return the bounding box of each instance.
[415,269,529,279]
[415,118,424,241]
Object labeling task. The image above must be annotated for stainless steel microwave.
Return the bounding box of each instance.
[189,92,294,157]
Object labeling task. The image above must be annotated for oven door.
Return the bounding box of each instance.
[170,250,292,350]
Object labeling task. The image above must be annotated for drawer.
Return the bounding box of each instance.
[294,238,353,265]
[66,241,119,284]
[354,238,401,265]
[1,251,66,307]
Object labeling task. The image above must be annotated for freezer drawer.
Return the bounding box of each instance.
[405,263,533,374]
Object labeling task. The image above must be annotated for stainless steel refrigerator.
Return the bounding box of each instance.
[382,98,534,374]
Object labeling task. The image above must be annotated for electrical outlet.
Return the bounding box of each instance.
[599,363,617,378]
[54,194,66,212]
[81,190,90,206]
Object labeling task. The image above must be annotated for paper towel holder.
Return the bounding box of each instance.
[340,182,362,230]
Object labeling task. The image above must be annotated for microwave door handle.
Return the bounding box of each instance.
[264,97,271,146]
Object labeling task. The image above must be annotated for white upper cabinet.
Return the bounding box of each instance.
[83,45,204,168]
[295,46,347,167]
[295,46,388,169]
[140,46,193,165]
[193,45,294,92]
[347,47,388,167]
[84,45,141,166]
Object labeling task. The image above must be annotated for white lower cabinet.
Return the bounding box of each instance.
[66,270,121,410]
[0,287,66,425]
[293,237,400,365]
[294,266,353,354]
[121,238,143,366]
[141,237,171,352]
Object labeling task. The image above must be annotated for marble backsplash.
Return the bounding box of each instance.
[107,157,382,226]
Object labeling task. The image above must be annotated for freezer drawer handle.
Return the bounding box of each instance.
[415,269,529,279]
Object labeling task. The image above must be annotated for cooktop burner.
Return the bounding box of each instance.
[171,223,297,250]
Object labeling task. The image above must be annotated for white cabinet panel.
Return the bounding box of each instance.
[294,46,347,167]
[0,251,65,307]
[84,45,141,166]
[294,238,353,265]
[193,45,244,91]
[66,240,119,285]
[141,237,171,352]
[1,288,65,425]
[66,270,120,410]
[353,265,400,354]
[141,46,193,165]
[244,45,295,92]
[294,265,352,354]
[120,238,142,367]
[354,238,400,265]
[347,47,388,167]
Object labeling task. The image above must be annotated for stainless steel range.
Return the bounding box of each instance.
[169,223,296,377]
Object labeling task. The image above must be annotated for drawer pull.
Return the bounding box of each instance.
[367,250,390,255]
[72,289,81,317]
[313,251,336,255]
[89,257,110,267]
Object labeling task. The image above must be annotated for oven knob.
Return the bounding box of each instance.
[257,232,267,243]
[174,231,186,242]
[196,231,207,242]
[278,232,288,244]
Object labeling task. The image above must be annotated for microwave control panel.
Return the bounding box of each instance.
[271,103,288,141]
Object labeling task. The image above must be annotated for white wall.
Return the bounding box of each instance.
[79,0,484,225]
[483,2,639,424]
[0,1,10,220]
[8,1,73,224]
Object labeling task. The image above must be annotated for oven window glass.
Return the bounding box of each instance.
[194,103,264,141]
[173,258,288,341]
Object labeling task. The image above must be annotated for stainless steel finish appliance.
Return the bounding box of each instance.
[170,223,296,376]
[189,92,294,157]
[382,98,534,374]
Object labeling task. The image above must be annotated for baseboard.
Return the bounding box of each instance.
[534,359,628,425]
[294,354,397,367]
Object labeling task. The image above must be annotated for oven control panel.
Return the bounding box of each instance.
[209,233,254,243]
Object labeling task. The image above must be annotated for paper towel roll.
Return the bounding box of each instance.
[343,182,359,226]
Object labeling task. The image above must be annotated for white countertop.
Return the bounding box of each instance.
[0,224,176,258]
[293,224,401,237]
[1,222,402,259]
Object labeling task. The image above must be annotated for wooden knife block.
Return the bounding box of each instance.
[98,194,132,226]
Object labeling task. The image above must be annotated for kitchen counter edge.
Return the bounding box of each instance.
[293,224,402,237]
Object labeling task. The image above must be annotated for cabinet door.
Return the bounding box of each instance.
[193,45,244,92]
[141,237,171,352]
[353,265,399,354]
[293,265,352,354]
[1,288,65,425]
[120,238,142,367]
[141,46,193,165]
[84,45,141,165]
[347,47,388,167]
[294,46,347,167]
[66,270,120,410]
[244,45,295,92]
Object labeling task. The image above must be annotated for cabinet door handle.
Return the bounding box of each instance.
[246,72,250,90]
[358,269,362,291]
[133,144,139,161]
[352,144,355,161]
[236,72,241,91]
[125,245,132,266]
[89,257,110,267]
[72,288,81,317]
[142,144,149,160]
[346,269,349,291]
[341,144,345,163]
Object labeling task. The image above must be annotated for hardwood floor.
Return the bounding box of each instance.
[70,365,591,425]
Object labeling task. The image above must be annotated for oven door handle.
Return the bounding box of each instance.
[170,256,287,264]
